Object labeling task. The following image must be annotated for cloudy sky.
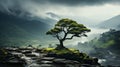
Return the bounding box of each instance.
[0,0,120,47]
[0,0,120,24]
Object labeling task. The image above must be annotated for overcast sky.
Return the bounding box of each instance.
[0,0,120,24]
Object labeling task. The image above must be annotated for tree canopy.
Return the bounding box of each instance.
[46,18,91,48]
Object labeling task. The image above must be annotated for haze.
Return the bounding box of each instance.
[0,0,120,24]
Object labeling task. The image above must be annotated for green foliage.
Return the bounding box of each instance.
[46,18,90,36]
[101,40,114,48]
[97,29,119,48]
[84,29,120,49]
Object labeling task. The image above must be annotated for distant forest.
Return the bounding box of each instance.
[78,29,120,56]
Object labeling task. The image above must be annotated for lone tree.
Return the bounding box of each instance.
[46,18,91,49]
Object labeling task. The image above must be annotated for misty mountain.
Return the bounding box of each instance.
[0,11,53,46]
[0,11,52,36]
[99,15,120,29]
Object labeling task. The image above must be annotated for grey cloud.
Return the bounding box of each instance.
[0,0,40,18]
[0,0,120,13]
[0,0,26,14]
[35,0,120,6]
[0,0,120,17]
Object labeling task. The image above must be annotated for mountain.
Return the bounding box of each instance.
[99,15,120,29]
[0,12,52,47]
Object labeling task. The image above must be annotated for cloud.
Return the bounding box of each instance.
[0,0,46,18]
[0,0,31,17]
[30,0,120,6]
[0,0,120,13]
[0,0,120,23]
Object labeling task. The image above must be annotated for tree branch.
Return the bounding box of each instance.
[62,27,73,41]
[62,26,72,40]
[56,34,60,40]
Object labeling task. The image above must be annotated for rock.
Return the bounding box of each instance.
[35,49,42,53]
[39,64,53,67]
[11,52,23,57]
[37,57,81,67]
[41,57,55,61]
[40,61,53,64]
[3,47,120,67]
[53,58,80,67]
[27,63,40,67]
[0,55,26,67]
[25,53,37,57]
[0,62,25,67]
[5,47,18,51]
[107,65,120,67]
[81,64,101,67]
[53,58,65,63]
[22,50,32,54]
[37,57,55,64]
[31,52,40,57]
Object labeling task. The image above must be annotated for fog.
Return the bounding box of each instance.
[0,0,120,25]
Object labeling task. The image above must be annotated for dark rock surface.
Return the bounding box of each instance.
[0,47,119,67]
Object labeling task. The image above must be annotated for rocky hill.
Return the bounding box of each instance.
[0,47,101,67]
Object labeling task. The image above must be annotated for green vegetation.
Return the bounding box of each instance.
[90,29,119,48]
[46,18,90,49]
[80,29,119,48]
[0,12,50,47]
[0,38,41,47]
[81,29,120,55]
[42,48,79,54]
[41,48,98,64]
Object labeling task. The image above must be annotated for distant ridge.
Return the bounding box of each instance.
[99,15,120,29]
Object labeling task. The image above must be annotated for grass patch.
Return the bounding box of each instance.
[42,48,80,55]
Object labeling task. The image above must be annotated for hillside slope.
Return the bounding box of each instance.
[0,12,51,47]
[99,15,120,29]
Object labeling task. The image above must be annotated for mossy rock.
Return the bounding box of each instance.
[42,48,96,64]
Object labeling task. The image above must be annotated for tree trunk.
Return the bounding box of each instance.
[56,40,64,49]
[59,40,64,48]
[56,40,67,50]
